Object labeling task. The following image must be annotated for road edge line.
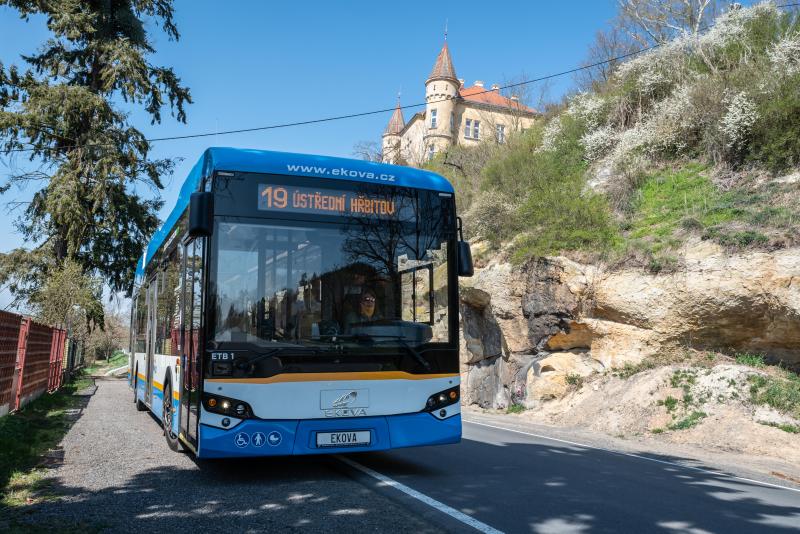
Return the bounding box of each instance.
[464,418,800,494]
[336,455,505,534]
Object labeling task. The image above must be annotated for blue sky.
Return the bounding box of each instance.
[0,0,622,309]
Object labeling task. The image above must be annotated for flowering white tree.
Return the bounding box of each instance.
[769,34,800,77]
[720,92,759,153]
[617,0,724,45]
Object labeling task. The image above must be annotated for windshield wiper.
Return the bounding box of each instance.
[235,345,333,374]
[234,348,281,371]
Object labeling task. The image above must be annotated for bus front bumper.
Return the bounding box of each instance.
[196,412,461,458]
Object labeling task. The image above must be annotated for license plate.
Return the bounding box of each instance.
[316,430,371,448]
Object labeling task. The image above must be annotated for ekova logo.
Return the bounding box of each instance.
[327,390,366,417]
[322,389,368,418]
[332,391,358,408]
[324,407,367,418]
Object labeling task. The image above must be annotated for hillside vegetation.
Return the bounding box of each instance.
[429,2,800,270]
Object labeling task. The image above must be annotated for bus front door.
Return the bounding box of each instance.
[180,238,202,448]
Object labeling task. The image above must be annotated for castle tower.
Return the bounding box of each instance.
[424,40,460,157]
[382,97,405,164]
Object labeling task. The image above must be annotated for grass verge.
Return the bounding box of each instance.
[83,350,128,376]
[0,375,93,515]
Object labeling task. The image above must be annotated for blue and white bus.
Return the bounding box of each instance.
[129,147,473,458]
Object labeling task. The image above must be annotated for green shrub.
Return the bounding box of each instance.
[748,372,800,419]
[565,373,584,388]
[657,395,679,412]
[671,369,697,390]
[613,360,657,379]
[646,253,680,274]
[735,352,766,368]
[668,411,707,431]
[704,228,769,249]
[507,403,526,414]
[760,421,800,434]
[748,74,800,173]
[463,190,520,245]
[480,114,620,261]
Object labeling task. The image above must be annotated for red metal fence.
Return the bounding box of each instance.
[0,310,74,417]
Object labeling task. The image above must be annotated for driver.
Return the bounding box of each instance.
[344,288,380,332]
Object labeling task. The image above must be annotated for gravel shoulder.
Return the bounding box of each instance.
[20,379,444,533]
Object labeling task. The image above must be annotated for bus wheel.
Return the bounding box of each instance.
[133,366,147,411]
[162,380,183,452]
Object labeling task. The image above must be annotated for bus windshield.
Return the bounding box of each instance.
[209,186,454,353]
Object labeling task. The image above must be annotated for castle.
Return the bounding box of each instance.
[381,40,538,166]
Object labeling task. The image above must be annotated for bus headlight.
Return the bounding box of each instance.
[203,393,254,419]
[424,386,459,412]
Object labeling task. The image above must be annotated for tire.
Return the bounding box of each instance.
[133,366,147,411]
[162,379,183,452]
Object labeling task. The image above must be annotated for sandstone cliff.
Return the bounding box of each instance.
[459,240,800,409]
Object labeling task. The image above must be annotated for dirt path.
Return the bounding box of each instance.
[20,379,442,533]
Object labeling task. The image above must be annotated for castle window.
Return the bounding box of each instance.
[496,124,505,143]
[430,108,437,129]
[464,119,472,138]
[450,112,455,132]
[428,145,436,160]
[473,120,480,139]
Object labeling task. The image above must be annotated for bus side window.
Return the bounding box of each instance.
[157,248,182,357]
[135,291,147,356]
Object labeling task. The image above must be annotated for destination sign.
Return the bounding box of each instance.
[257,184,407,218]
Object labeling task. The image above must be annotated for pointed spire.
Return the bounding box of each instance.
[428,40,457,82]
[384,96,405,136]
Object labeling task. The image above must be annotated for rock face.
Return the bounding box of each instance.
[525,351,604,401]
[591,241,800,362]
[458,268,533,409]
[460,287,503,364]
[458,242,800,408]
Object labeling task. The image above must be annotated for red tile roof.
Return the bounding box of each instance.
[428,41,458,81]
[459,85,536,114]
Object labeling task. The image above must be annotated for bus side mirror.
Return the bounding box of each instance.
[458,241,474,277]
[456,217,474,277]
[189,192,213,237]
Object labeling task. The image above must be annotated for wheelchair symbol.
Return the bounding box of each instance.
[234,432,249,448]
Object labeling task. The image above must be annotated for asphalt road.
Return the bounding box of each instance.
[25,379,800,533]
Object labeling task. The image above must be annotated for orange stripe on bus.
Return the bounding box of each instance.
[207,371,458,384]
[138,376,179,400]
